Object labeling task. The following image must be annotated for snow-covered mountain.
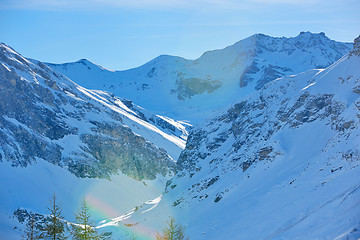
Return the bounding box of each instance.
[0,42,190,179]
[47,32,352,123]
[0,42,191,238]
[1,34,358,240]
[135,36,360,239]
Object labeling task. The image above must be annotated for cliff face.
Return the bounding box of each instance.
[349,35,360,57]
[0,43,186,180]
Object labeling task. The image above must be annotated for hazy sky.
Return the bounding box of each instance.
[0,0,359,70]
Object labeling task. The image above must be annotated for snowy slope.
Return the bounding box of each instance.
[0,158,169,239]
[0,42,189,178]
[0,43,190,239]
[130,36,360,240]
[47,32,352,123]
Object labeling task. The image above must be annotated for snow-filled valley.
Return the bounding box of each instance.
[0,159,168,239]
[0,32,360,240]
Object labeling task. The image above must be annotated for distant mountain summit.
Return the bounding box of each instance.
[47,32,352,123]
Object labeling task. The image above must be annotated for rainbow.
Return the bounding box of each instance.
[83,193,175,239]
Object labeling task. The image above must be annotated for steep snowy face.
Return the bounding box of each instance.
[0,42,188,180]
[47,32,352,122]
[148,40,360,239]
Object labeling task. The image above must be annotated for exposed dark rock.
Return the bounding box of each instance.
[173,197,184,207]
[177,69,352,177]
[255,65,291,90]
[78,121,175,180]
[122,99,133,108]
[258,146,273,161]
[155,117,176,133]
[175,77,222,100]
[349,35,360,57]
[14,208,45,225]
[239,63,259,87]
[214,193,223,203]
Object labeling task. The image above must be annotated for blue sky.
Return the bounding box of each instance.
[0,0,359,70]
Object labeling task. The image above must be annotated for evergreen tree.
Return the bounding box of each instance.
[156,217,188,240]
[72,200,102,240]
[42,194,67,240]
[22,215,41,240]
[127,235,137,240]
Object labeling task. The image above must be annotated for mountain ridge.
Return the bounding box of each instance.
[46,32,352,123]
[48,31,348,70]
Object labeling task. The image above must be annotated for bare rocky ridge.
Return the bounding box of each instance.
[349,35,360,57]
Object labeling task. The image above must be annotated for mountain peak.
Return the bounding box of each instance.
[251,31,328,42]
[76,58,94,65]
[73,58,113,71]
[46,58,99,69]
[78,58,89,62]
[252,33,270,39]
[244,31,330,49]
[0,42,17,55]
[295,31,328,40]
[349,35,360,57]
[298,31,325,36]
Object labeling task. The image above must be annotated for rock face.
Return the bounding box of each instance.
[79,122,172,180]
[47,32,352,122]
[155,41,360,239]
[177,71,347,173]
[175,77,222,100]
[0,43,187,180]
[349,35,360,57]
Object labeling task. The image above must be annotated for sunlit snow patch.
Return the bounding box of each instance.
[96,195,162,228]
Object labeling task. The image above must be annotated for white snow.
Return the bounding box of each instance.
[0,35,358,240]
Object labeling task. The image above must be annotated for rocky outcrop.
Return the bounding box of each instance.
[178,84,348,174]
[349,35,360,57]
[174,76,222,100]
[255,65,292,90]
[78,121,175,180]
